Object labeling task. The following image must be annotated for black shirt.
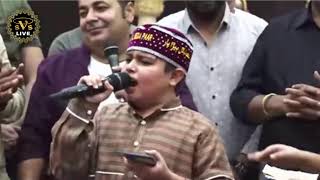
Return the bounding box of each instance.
[230,7,320,153]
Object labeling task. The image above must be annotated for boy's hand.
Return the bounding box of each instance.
[78,75,113,104]
[124,150,181,180]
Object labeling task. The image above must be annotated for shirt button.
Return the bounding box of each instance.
[212,95,216,99]
[118,98,125,103]
[133,141,139,147]
[140,120,146,125]
[210,67,214,71]
[127,171,135,178]
[87,110,93,116]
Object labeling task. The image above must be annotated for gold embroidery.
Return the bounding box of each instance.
[133,32,154,41]
[163,39,190,60]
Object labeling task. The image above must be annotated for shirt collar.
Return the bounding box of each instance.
[160,97,182,111]
[128,97,182,119]
[181,2,232,35]
[293,6,315,29]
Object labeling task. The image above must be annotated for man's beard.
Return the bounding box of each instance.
[186,1,225,21]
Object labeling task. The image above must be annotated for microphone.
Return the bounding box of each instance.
[104,46,120,73]
[49,72,136,100]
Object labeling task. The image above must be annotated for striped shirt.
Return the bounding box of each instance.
[50,98,233,180]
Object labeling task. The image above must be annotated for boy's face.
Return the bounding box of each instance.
[123,51,173,104]
[78,0,134,47]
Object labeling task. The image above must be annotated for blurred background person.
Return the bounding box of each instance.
[0,1,44,180]
[230,0,320,179]
[0,34,24,180]
[47,27,82,57]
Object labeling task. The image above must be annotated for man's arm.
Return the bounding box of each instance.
[301,151,320,173]
[21,42,44,85]
[17,60,55,180]
[0,86,25,149]
[229,26,290,124]
[251,71,320,121]
[229,27,266,124]
[0,35,25,121]
[17,41,44,125]
[0,35,25,149]
[18,159,45,180]
[246,94,292,123]
[0,71,25,122]
[21,46,43,84]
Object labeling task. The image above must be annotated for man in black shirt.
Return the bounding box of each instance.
[230,0,320,175]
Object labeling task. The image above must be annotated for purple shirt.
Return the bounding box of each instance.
[18,44,197,162]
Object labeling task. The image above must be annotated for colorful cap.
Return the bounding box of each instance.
[127,24,193,73]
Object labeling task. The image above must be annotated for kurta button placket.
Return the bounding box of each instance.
[133,141,139,147]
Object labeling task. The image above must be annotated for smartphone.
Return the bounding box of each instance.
[114,151,157,166]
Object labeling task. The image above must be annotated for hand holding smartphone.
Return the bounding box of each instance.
[114,151,157,166]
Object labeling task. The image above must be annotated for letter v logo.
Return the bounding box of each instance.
[18,20,28,30]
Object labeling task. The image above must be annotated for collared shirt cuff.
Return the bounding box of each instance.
[67,98,99,123]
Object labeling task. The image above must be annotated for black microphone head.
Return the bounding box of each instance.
[108,72,136,91]
[104,46,118,57]
[104,46,119,73]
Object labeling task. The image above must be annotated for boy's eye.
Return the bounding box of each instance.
[125,58,132,63]
[140,59,153,65]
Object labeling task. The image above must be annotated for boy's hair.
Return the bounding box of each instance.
[164,62,176,73]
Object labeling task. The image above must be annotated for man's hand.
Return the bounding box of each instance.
[264,94,300,117]
[0,64,24,110]
[78,75,113,104]
[247,144,304,171]
[283,71,320,120]
[0,124,20,149]
[124,150,184,180]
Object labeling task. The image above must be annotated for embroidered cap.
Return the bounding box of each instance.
[127,24,193,73]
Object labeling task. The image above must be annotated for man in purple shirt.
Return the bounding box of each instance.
[17,0,196,180]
